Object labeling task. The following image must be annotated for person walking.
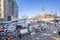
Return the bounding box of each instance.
[0,34,3,40]
[18,28,22,38]
[17,25,22,38]
[6,36,11,40]
[28,26,33,33]
[57,28,60,35]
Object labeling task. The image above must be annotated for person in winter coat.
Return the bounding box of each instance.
[57,29,60,35]
[0,34,3,40]
[6,36,11,40]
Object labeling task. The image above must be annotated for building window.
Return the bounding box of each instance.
[0,9,1,11]
[0,4,1,7]
[0,13,1,17]
[8,16,11,21]
[0,0,1,2]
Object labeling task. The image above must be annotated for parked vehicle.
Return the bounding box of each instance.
[7,24,16,32]
[16,25,29,37]
[20,27,28,35]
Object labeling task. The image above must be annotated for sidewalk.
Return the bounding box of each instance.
[51,33,60,40]
[51,37,60,40]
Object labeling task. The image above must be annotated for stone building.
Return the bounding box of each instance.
[0,0,18,21]
[29,7,58,23]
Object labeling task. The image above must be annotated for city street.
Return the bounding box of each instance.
[12,26,60,40]
[0,0,60,40]
[12,31,60,40]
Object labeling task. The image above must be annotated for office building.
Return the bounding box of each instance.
[0,0,18,21]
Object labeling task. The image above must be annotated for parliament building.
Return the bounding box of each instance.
[29,7,60,24]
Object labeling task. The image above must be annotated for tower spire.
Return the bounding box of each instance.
[42,6,46,17]
[42,6,45,11]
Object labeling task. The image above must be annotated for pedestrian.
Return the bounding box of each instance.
[6,36,11,40]
[19,34,22,38]
[17,25,23,38]
[28,26,33,33]
[57,29,60,35]
[18,28,22,38]
[0,34,3,40]
[41,27,43,30]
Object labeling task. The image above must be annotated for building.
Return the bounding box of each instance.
[11,0,18,20]
[0,0,18,21]
[41,7,57,19]
[29,7,59,24]
[41,7,57,23]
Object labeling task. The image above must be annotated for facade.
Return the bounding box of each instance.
[29,7,59,24]
[0,0,18,21]
[41,7,46,17]
[41,7,57,23]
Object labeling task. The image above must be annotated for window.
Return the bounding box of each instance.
[0,0,1,2]
[0,13,1,17]
[0,4,1,7]
[8,16,11,21]
[0,9,1,11]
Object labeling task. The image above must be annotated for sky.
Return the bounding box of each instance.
[16,0,60,18]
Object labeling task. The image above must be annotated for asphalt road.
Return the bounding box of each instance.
[1,24,60,40]
[12,25,60,40]
[12,33,60,40]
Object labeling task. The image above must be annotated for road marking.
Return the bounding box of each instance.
[41,33,51,36]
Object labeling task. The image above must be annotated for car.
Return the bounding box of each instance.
[20,28,28,35]
[7,24,16,32]
[0,29,4,32]
[18,27,28,35]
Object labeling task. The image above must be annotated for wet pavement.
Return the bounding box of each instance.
[2,25,60,40]
[12,24,60,40]
[11,32,60,40]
